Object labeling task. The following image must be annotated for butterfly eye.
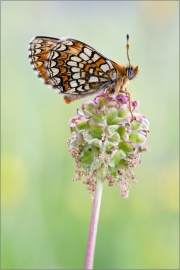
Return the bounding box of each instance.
[127,67,133,79]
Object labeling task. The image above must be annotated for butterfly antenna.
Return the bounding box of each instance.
[126,34,131,67]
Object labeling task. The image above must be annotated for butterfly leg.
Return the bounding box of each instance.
[106,84,114,93]
[114,79,134,121]
[123,90,134,122]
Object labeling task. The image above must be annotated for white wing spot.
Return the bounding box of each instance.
[107,60,114,69]
[51,51,59,59]
[71,67,80,72]
[33,56,39,62]
[110,70,117,80]
[78,79,85,85]
[85,85,90,90]
[67,88,76,93]
[70,80,78,87]
[55,44,66,51]
[63,40,73,46]
[50,68,59,76]
[79,63,84,69]
[92,53,100,62]
[89,68,94,74]
[71,56,82,62]
[84,47,92,57]
[81,71,86,78]
[34,49,41,54]
[100,64,110,72]
[67,61,77,67]
[77,86,85,92]
[73,73,81,79]
[49,60,56,68]
[99,77,108,82]
[89,76,99,83]
[53,77,61,84]
[79,53,89,61]
[34,43,41,49]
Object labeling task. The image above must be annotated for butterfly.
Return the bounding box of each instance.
[28,35,138,106]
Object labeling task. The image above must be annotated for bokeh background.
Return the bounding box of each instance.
[1,1,179,269]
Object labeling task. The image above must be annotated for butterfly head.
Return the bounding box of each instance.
[126,65,138,80]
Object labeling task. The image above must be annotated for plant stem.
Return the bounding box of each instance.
[84,177,103,269]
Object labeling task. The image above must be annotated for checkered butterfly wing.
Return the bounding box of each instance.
[29,36,118,102]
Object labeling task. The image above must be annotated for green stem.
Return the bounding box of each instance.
[84,177,103,269]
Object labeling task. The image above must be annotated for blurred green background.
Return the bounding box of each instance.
[1,1,179,269]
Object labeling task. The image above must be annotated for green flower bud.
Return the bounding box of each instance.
[67,93,150,198]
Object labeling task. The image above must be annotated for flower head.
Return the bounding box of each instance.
[67,93,150,198]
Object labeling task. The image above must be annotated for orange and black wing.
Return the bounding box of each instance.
[28,36,119,102]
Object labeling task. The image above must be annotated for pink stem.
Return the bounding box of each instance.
[84,178,103,269]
